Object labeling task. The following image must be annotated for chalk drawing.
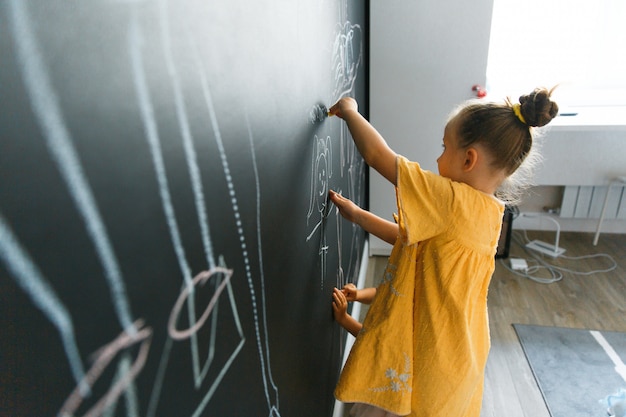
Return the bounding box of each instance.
[129,2,281,415]
[245,113,282,417]
[101,353,139,417]
[168,267,233,340]
[331,14,365,290]
[128,7,250,417]
[307,135,334,236]
[59,320,152,417]
[306,135,334,289]
[5,1,152,413]
[182,259,247,417]
[332,22,363,102]
[2,0,364,415]
[306,11,365,293]
[190,23,281,415]
[152,0,219,391]
[7,0,136,338]
[334,194,345,290]
[0,216,151,417]
[0,213,86,392]
[128,14,210,413]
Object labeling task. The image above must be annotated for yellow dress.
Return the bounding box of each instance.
[335,156,504,417]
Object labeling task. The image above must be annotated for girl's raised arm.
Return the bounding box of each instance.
[329,98,398,185]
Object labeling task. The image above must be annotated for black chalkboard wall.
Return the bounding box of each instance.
[0,1,368,416]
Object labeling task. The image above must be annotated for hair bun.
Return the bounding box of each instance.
[518,87,559,127]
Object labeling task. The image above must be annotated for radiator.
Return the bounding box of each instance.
[560,185,626,219]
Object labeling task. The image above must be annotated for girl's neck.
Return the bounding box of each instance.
[456,166,506,197]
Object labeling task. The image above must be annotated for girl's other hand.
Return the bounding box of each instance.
[341,283,358,302]
[332,287,364,337]
[332,287,349,322]
[328,97,358,119]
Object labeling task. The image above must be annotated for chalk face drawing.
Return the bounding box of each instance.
[0,0,366,416]
[306,134,333,288]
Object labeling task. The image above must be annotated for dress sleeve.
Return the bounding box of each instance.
[395,155,454,245]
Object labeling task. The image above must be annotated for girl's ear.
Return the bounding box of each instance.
[463,148,479,172]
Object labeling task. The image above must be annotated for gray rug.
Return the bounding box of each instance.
[513,324,626,417]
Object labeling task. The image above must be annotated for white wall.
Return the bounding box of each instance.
[534,125,626,186]
[369,0,495,255]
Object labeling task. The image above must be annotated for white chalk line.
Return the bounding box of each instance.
[7,0,135,336]
[191,26,281,415]
[0,214,86,392]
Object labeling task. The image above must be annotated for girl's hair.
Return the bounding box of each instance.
[451,87,559,202]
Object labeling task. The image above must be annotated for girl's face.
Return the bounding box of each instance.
[437,117,466,181]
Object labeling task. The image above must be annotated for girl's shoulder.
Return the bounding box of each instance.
[397,155,444,185]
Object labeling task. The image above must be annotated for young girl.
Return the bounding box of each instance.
[329,88,559,417]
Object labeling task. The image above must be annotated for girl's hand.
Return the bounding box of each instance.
[328,97,358,119]
[341,283,358,302]
[332,287,349,322]
[329,190,361,225]
[332,287,364,337]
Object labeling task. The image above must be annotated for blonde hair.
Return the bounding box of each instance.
[451,87,559,203]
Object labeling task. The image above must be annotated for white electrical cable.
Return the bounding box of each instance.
[519,212,562,255]
[500,228,618,284]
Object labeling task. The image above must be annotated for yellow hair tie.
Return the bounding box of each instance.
[513,104,526,124]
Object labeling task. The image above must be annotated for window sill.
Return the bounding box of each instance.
[548,106,626,131]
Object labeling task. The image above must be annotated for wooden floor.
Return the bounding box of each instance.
[364,231,626,417]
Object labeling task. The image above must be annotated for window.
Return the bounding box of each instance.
[486,0,626,108]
